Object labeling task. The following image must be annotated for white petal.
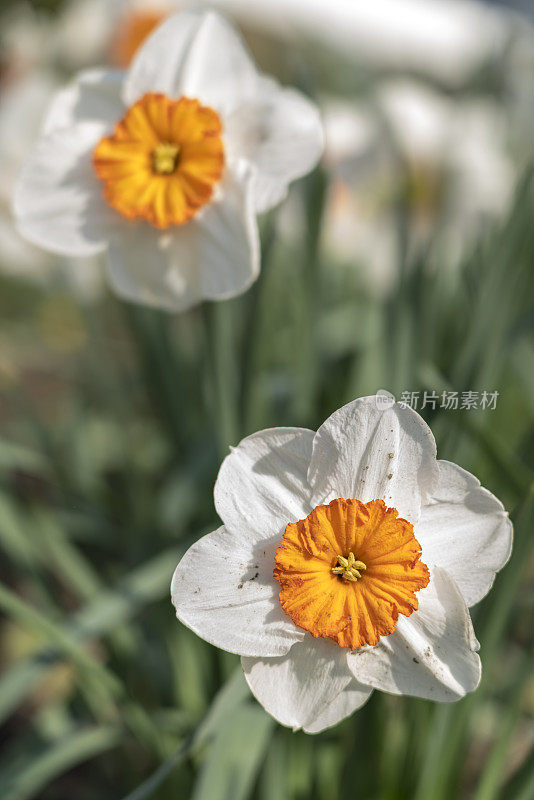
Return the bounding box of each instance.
[242,636,353,730]
[123,11,204,106]
[303,680,372,734]
[308,396,439,524]
[42,69,124,135]
[107,222,199,312]
[214,427,314,542]
[124,11,260,115]
[171,526,303,657]
[225,76,324,213]
[196,165,260,300]
[347,566,481,702]
[417,461,512,607]
[14,122,114,257]
[0,72,57,170]
[106,166,259,311]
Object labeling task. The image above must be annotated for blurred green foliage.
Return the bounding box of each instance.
[1,162,533,799]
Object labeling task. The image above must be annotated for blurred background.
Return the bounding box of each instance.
[1,1,534,798]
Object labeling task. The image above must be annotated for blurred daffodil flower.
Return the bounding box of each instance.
[207,0,515,88]
[320,82,516,296]
[172,396,512,732]
[14,10,323,312]
[53,0,172,69]
[50,0,522,86]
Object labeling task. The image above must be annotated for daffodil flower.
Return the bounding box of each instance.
[171,396,512,733]
[14,10,323,312]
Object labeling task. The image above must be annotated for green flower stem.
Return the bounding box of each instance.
[294,166,328,425]
[124,304,186,451]
[238,213,276,435]
[203,301,239,458]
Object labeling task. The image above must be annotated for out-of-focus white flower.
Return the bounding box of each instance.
[320,81,516,294]
[0,7,52,78]
[0,69,102,299]
[52,0,118,69]
[38,0,525,84]
[172,395,512,732]
[320,100,398,297]
[0,0,166,75]
[376,82,514,223]
[52,0,173,70]
[207,0,514,88]
[14,11,323,312]
[322,103,377,176]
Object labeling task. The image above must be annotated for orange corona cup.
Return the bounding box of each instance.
[274,498,429,649]
[93,94,225,229]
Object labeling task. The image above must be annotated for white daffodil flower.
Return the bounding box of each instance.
[14,10,323,312]
[171,395,512,733]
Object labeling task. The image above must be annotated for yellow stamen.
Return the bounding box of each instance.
[331,552,367,582]
[152,142,180,175]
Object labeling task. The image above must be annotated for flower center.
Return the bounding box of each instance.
[93,93,225,229]
[331,552,367,582]
[273,497,429,649]
[152,142,180,174]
